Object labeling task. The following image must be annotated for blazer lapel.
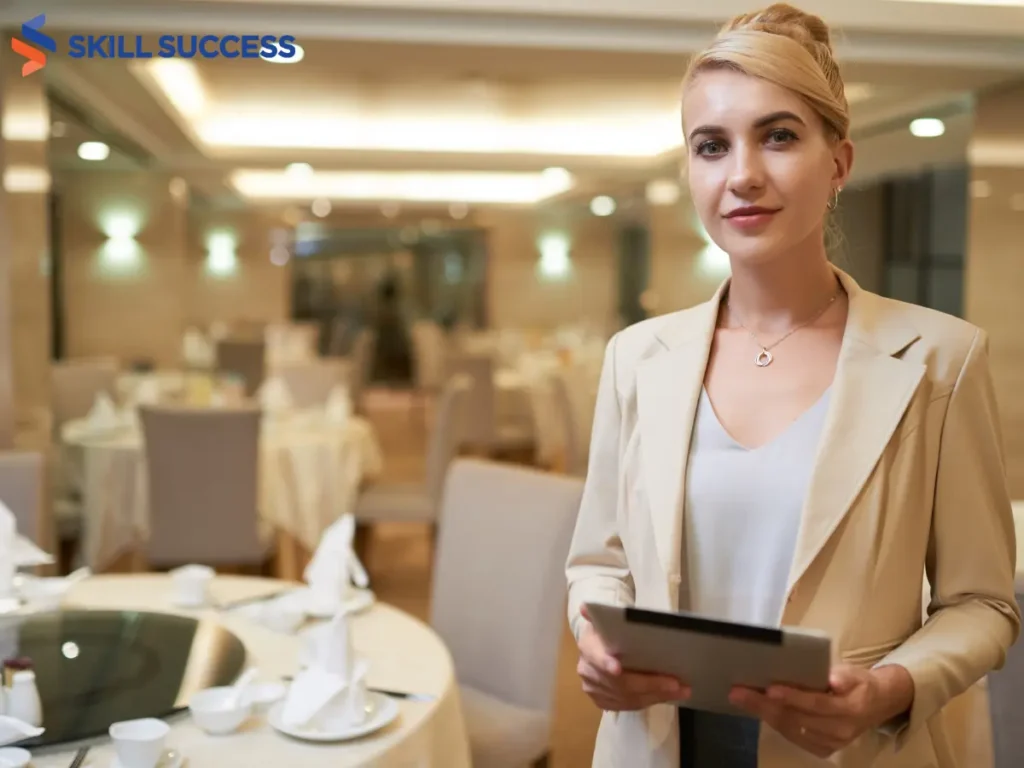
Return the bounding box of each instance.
[785,271,925,596]
[636,286,724,592]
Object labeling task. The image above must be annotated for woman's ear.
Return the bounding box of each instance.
[832,138,855,189]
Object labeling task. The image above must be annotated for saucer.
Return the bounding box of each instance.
[111,748,184,768]
[267,693,399,742]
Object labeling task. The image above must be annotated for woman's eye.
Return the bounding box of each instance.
[767,128,797,145]
[696,140,726,157]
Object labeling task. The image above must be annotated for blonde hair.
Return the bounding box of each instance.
[682,3,850,142]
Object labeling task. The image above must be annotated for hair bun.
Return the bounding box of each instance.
[722,3,834,54]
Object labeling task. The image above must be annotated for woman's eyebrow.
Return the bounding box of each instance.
[688,111,806,142]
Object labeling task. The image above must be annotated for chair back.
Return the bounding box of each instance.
[51,358,119,429]
[444,353,495,449]
[140,406,264,566]
[424,375,471,505]
[216,340,266,397]
[276,359,351,408]
[0,452,45,547]
[430,458,582,713]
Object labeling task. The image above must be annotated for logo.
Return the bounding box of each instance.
[11,14,56,77]
[67,35,298,61]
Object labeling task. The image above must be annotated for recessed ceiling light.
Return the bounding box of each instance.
[77,141,110,161]
[311,198,332,217]
[263,43,304,64]
[590,196,616,217]
[286,162,313,178]
[542,167,572,186]
[909,118,945,138]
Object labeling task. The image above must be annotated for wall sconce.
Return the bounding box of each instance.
[537,231,572,281]
[206,230,238,277]
[97,209,144,274]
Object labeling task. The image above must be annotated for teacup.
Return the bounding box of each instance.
[169,564,214,607]
[109,718,170,768]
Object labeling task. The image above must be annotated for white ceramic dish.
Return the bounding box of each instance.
[0,747,30,768]
[110,749,184,768]
[266,693,399,743]
[243,681,287,710]
[189,687,253,734]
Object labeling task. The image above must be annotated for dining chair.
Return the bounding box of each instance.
[139,406,273,570]
[352,375,470,554]
[446,352,533,457]
[0,451,47,550]
[429,458,583,768]
[549,372,585,477]
[275,359,351,409]
[215,339,266,397]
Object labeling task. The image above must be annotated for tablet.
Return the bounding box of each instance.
[584,602,832,716]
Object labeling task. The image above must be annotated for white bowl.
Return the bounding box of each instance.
[0,747,31,767]
[189,687,253,734]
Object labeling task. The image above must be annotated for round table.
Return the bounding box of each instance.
[31,575,470,768]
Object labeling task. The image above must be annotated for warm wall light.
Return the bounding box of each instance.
[3,166,51,193]
[909,118,946,138]
[2,111,49,141]
[537,231,572,280]
[590,196,616,217]
[206,230,238,277]
[78,141,110,161]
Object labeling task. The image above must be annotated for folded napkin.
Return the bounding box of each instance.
[282,609,368,729]
[258,377,294,413]
[303,515,368,615]
[0,503,15,599]
[324,385,352,425]
[132,378,162,406]
[0,716,43,747]
[86,392,121,429]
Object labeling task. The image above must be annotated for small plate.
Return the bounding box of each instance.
[266,693,399,743]
[112,748,184,768]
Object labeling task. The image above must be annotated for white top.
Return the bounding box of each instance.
[684,387,831,627]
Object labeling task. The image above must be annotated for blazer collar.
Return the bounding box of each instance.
[637,266,924,604]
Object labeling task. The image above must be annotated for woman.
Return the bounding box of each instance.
[566,4,1019,767]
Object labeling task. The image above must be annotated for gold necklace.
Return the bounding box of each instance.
[729,290,840,367]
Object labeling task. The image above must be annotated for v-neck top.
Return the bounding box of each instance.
[683,387,831,627]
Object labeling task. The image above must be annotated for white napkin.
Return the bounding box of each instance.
[132,378,162,406]
[303,515,368,615]
[182,328,214,368]
[0,716,44,747]
[324,386,352,425]
[0,504,14,599]
[281,609,368,729]
[258,377,294,413]
[86,392,120,429]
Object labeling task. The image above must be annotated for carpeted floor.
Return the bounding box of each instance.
[361,388,602,767]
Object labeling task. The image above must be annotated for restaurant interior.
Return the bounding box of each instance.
[0,0,1022,765]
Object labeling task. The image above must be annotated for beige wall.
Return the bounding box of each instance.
[58,173,292,367]
[965,164,1024,497]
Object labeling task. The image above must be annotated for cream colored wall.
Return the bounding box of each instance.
[965,165,1024,497]
[58,173,292,368]
[479,209,619,331]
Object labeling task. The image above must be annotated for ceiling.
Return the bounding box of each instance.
[5,0,1022,217]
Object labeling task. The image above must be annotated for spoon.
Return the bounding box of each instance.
[225,668,259,708]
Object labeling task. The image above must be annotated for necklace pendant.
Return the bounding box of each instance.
[755,348,773,367]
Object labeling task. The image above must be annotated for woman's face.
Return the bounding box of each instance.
[682,69,853,266]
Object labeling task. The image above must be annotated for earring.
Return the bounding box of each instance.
[827,186,842,211]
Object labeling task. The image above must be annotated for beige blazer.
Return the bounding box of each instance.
[566,268,1020,768]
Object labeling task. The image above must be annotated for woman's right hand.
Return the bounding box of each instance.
[576,604,690,711]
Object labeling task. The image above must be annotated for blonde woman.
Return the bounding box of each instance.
[566,4,1019,767]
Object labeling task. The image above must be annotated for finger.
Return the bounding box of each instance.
[577,660,621,695]
[620,671,689,699]
[829,664,869,695]
[765,684,852,718]
[731,688,854,752]
[579,633,621,675]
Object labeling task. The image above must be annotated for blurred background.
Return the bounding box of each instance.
[0,0,1021,766]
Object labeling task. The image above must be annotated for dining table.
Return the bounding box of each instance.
[26,573,471,767]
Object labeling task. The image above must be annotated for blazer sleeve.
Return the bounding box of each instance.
[879,328,1021,746]
[565,332,636,643]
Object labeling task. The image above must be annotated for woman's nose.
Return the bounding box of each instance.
[727,144,766,195]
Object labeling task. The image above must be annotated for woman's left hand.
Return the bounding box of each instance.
[728,663,915,758]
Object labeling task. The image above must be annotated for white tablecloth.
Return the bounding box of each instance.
[30,574,470,768]
[62,414,383,569]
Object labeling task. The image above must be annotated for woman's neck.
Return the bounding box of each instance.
[723,248,840,335]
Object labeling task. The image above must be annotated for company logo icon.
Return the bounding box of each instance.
[11,14,56,77]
